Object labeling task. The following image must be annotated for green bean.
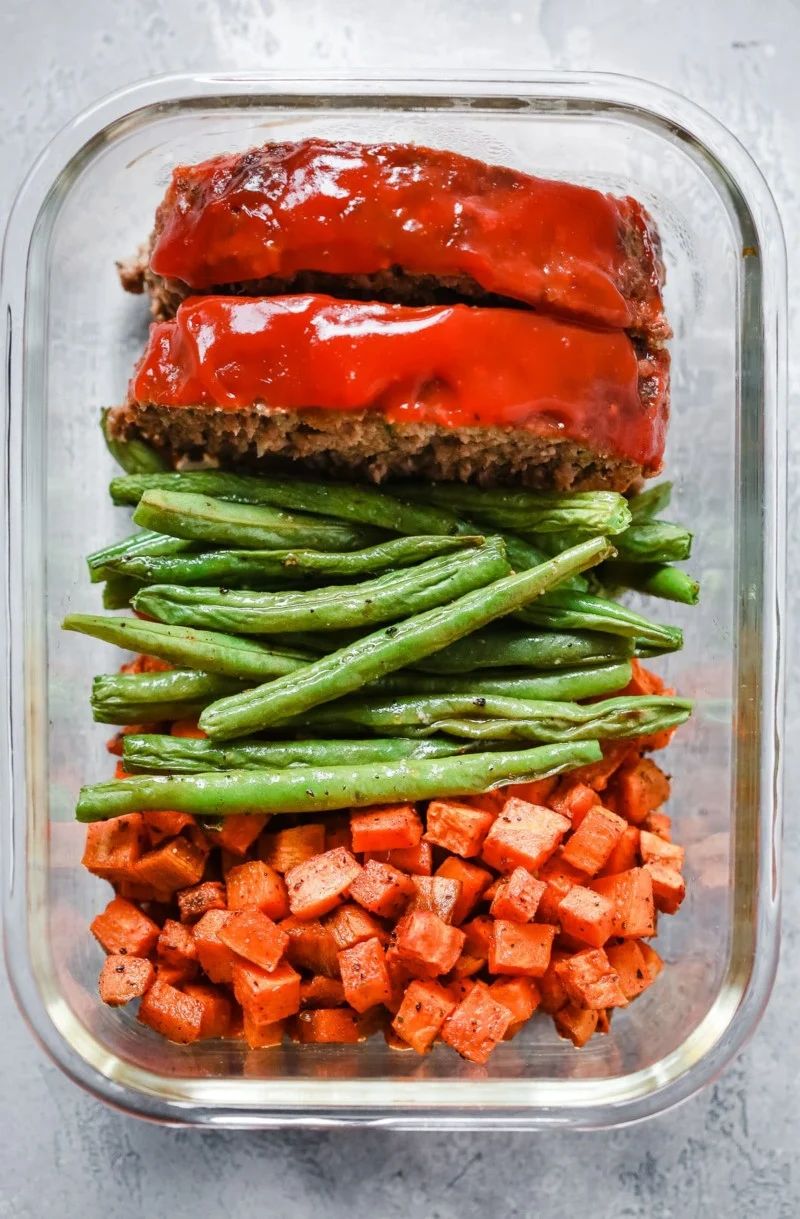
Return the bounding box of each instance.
[122,733,472,774]
[87,531,201,584]
[91,669,248,724]
[532,520,692,564]
[101,576,141,610]
[281,693,692,742]
[63,614,314,679]
[627,481,673,522]
[407,709,691,742]
[110,470,586,590]
[100,409,169,474]
[132,539,510,635]
[103,534,483,587]
[601,562,700,606]
[394,483,632,535]
[75,739,604,822]
[133,490,386,551]
[276,626,635,672]
[516,590,683,650]
[198,537,614,740]
[376,661,633,702]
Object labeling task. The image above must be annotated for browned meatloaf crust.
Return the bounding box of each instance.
[106,404,645,492]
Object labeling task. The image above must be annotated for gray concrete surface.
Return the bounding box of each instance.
[1,1,798,1215]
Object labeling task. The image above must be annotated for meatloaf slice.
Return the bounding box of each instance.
[106,295,669,492]
[118,138,669,342]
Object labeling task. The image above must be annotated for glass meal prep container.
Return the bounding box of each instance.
[1,71,785,1129]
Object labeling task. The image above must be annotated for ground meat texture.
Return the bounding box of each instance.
[118,137,669,342]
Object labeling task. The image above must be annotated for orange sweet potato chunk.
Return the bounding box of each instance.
[424,800,494,858]
[285,847,363,919]
[295,1007,362,1044]
[348,859,414,919]
[350,804,423,853]
[193,909,237,984]
[561,805,627,876]
[218,907,289,972]
[90,896,160,957]
[553,1003,599,1047]
[481,798,569,873]
[434,857,492,925]
[363,842,433,876]
[338,936,393,1013]
[644,861,686,914]
[138,978,204,1043]
[407,876,462,924]
[226,861,289,920]
[590,868,656,938]
[440,980,512,1064]
[133,835,207,893]
[557,885,616,948]
[177,880,227,923]
[488,921,556,978]
[391,979,456,1054]
[98,954,155,1006]
[280,917,342,978]
[300,975,347,1009]
[82,814,147,881]
[325,903,389,950]
[393,910,465,977]
[555,948,629,1010]
[489,868,546,923]
[233,959,301,1023]
[183,983,232,1039]
[259,823,326,873]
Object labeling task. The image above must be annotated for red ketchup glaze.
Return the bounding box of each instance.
[149,139,665,334]
[131,296,669,472]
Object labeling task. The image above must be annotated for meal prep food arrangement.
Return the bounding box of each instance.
[68,138,696,1064]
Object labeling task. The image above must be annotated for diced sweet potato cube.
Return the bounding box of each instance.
[643,811,672,840]
[280,916,341,978]
[481,798,569,873]
[155,962,196,988]
[606,939,663,1000]
[285,847,362,919]
[338,936,393,1013]
[615,757,671,824]
[570,742,634,792]
[325,903,389,950]
[590,868,656,938]
[435,857,492,925]
[440,980,512,1064]
[177,880,227,923]
[461,914,494,960]
[393,910,465,977]
[218,907,289,972]
[233,959,301,1023]
[538,950,571,1013]
[258,823,326,873]
[157,918,199,976]
[447,977,476,1004]
[138,978,204,1043]
[226,860,289,920]
[348,858,414,919]
[408,876,461,924]
[350,804,423,853]
[391,979,456,1054]
[489,976,541,1027]
[384,943,414,1011]
[644,861,686,914]
[300,975,346,1008]
[503,777,559,805]
[90,896,160,957]
[183,983,232,1039]
[142,810,196,846]
[549,780,598,827]
[536,854,585,924]
[553,1003,599,1047]
[489,920,555,977]
[597,824,640,877]
[555,948,629,1009]
[193,909,237,984]
[558,885,615,947]
[114,879,173,903]
[639,830,685,870]
[424,799,494,858]
[561,805,627,876]
[489,867,545,923]
[98,954,155,1006]
[210,813,269,856]
[243,1011,286,1049]
[133,835,207,893]
[364,842,433,876]
[385,1026,415,1051]
[82,814,147,881]
[295,1007,362,1043]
